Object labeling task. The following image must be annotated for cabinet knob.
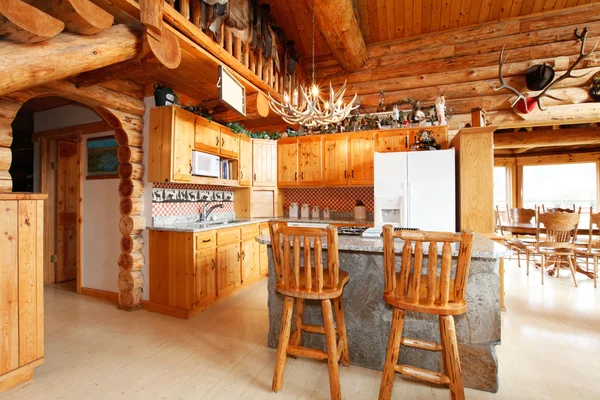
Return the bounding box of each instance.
[344,170,347,179]
[237,252,240,261]
[301,172,304,180]
[216,136,219,146]
[240,171,243,179]
[352,170,354,178]
[212,259,215,269]
[254,173,256,181]
[202,239,211,243]
[294,172,297,181]
[222,138,225,146]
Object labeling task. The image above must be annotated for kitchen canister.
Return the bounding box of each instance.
[301,203,310,219]
[322,207,331,219]
[289,202,299,218]
[312,206,320,219]
[354,200,367,220]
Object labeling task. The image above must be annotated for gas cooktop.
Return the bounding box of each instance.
[337,226,420,237]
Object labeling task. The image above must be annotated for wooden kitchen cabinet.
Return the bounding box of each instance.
[217,242,241,297]
[258,223,269,276]
[220,127,240,159]
[241,239,260,284]
[409,126,449,149]
[195,247,216,307]
[194,115,221,154]
[323,133,349,186]
[253,139,277,187]
[149,106,194,183]
[349,132,375,185]
[277,138,299,187]
[298,136,323,186]
[239,135,252,186]
[375,129,410,152]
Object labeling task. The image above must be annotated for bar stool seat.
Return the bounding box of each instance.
[269,221,350,400]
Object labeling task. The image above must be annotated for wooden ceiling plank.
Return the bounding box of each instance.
[440,0,452,29]
[413,0,423,35]
[530,0,545,13]
[385,0,396,40]
[430,0,443,32]
[478,0,494,22]
[376,0,388,40]
[403,0,414,37]
[393,0,405,38]
[520,0,536,14]
[554,0,569,8]
[421,0,432,34]
[488,0,504,19]
[449,0,463,28]
[542,0,558,11]
[357,0,372,43]
[458,0,473,27]
[509,0,525,17]
[468,0,483,24]
[367,0,380,43]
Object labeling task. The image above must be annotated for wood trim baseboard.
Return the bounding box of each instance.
[142,301,193,319]
[80,287,119,305]
[0,358,44,392]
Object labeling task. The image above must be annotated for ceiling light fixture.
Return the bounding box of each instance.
[268,0,358,129]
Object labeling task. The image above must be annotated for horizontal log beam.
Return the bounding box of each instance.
[0,0,65,43]
[32,120,111,142]
[494,126,600,149]
[0,24,142,97]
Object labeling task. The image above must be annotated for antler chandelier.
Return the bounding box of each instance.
[268,0,358,128]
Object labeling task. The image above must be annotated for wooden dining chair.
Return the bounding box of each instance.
[501,206,530,268]
[526,209,580,286]
[507,207,536,224]
[268,221,350,400]
[379,226,474,400]
[542,204,576,213]
[574,207,600,288]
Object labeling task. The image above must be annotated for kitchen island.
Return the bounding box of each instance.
[256,232,508,393]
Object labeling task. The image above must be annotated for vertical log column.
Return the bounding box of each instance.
[0,99,21,192]
[106,107,146,311]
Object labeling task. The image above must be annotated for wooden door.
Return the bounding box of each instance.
[375,130,409,152]
[195,247,216,307]
[220,128,240,159]
[216,242,241,297]
[258,223,269,276]
[277,139,298,187]
[55,140,78,283]
[323,134,349,186]
[239,136,252,186]
[253,140,277,187]
[241,239,259,284]
[298,136,322,186]
[194,115,220,154]
[172,108,194,182]
[349,132,375,185]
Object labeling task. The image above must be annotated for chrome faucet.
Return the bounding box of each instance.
[200,203,224,222]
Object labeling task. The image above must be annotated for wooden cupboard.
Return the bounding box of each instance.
[252,139,277,187]
[219,127,240,159]
[147,223,266,319]
[0,194,46,392]
[298,136,323,185]
[349,132,375,185]
[239,135,252,186]
[194,115,221,154]
[258,223,269,276]
[277,139,298,186]
[323,134,349,186]
[375,130,410,152]
[149,106,194,183]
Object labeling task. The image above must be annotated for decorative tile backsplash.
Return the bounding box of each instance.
[283,187,374,212]
[151,183,235,223]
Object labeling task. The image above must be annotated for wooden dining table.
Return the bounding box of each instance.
[500,222,597,279]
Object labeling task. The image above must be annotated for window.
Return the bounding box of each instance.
[522,163,597,212]
[494,166,509,208]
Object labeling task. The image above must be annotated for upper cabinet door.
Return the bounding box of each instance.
[375,130,409,152]
[298,136,322,186]
[322,134,349,186]
[253,140,277,187]
[220,128,239,159]
[277,139,298,187]
[349,132,374,185]
[195,116,220,155]
[409,126,449,150]
[239,136,252,186]
[172,108,194,182]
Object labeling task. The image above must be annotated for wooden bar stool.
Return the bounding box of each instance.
[379,226,474,400]
[269,221,350,400]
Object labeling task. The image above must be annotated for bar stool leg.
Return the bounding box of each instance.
[439,315,465,400]
[333,297,350,367]
[322,299,341,400]
[290,299,304,347]
[273,296,294,392]
[378,308,405,400]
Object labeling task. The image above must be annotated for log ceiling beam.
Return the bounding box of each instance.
[0,24,141,97]
[0,0,65,43]
[494,126,600,149]
[27,0,113,35]
[31,120,112,142]
[307,0,367,73]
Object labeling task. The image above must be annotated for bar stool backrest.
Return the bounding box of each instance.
[382,226,474,308]
[269,221,340,294]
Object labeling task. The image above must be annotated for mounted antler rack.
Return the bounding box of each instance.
[495,27,598,113]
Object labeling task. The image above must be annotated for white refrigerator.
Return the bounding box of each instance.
[374,149,456,232]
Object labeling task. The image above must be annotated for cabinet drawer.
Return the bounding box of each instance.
[241,224,260,240]
[217,227,241,245]
[195,231,216,249]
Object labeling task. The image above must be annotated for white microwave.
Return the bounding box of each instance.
[192,151,220,178]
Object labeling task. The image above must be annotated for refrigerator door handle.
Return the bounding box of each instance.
[405,182,411,228]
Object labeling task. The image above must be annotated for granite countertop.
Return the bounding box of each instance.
[146,216,373,233]
[256,232,510,258]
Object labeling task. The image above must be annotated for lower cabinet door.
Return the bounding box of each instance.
[259,224,269,276]
[216,243,241,297]
[195,247,217,307]
[241,239,260,284]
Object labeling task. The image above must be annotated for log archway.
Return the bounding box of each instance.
[0,80,145,310]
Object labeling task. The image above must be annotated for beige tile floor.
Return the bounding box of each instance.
[1,259,599,400]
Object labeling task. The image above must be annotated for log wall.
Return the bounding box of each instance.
[309,4,600,128]
[0,79,145,311]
